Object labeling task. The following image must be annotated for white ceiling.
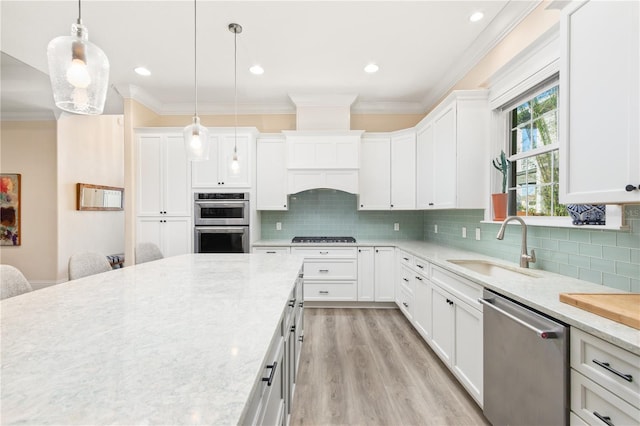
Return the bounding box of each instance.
[1,1,540,120]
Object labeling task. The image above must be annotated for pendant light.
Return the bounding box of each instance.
[47,0,110,115]
[183,0,210,161]
[229,23,242,174]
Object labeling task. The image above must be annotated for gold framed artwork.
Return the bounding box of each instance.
[1,174,21,246]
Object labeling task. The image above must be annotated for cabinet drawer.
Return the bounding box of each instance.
[304,282,357,301]
[253,247,291,255]
[397,282,413,320]
[571,370,640,426]
[431,266,482,309]
[414,257,430,274]
[304,259,357,280]
[571,328,640,408]
[291,247,357,258]
[398,264,414,289]
[397,250,414,268]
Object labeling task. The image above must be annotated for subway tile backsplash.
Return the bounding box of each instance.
[259,191,640,292]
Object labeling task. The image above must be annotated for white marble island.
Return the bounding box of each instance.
[1,254,305,425]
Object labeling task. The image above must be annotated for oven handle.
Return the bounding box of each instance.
[194,201,248,208]
[195,226,248,233]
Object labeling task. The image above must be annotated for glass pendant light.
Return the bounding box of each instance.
[184,0,210,161]
[229,23,242,174]
[47,0,109,115]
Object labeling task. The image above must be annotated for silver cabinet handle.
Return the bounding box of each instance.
[479,298,557,339]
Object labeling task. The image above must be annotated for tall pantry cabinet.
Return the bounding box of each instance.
[136,129,192,258]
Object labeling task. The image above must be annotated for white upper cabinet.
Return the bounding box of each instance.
[560,0,640,204]
[136,131,190,217]
[192,129,256,188]
[359,134,391,210]
[284,131,361,169]
[390,129,417,210]
[256,135,288,210]
[416,122,434,209]
[416,90,489,210]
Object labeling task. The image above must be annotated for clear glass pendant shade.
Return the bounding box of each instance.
[47,23,109,115]
[183,116,210,161]
[231,150,240,174]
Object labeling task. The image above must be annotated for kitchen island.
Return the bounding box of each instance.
[0,254,304,425]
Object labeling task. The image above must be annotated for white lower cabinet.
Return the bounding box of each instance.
[358,246,395,302]
[412,269,432,342]
[292,247,357,302]
[245,274,304,426]
[430,284,455,365]
[570,328,640,425]
[136,217,191,258]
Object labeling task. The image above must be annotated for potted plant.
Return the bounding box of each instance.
[491,150,509,221]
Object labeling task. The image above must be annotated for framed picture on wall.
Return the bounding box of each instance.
[1,173,21,246]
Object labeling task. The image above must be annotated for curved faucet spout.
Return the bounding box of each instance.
[496,216,536,268]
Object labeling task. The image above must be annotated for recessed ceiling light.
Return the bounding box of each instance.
[249,65,264,75]
[134,67,151,76]
[469,11,484,22]
[364,63,379,73]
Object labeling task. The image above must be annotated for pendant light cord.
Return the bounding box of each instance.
[234,25,238,153]
[77,0,82,25]
[194,0,198,118]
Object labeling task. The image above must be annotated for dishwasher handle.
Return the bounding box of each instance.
[479,297,557,339]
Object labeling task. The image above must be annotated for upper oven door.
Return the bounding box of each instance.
[194,201,249,226]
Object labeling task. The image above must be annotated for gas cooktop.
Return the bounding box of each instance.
[291,236,356,244]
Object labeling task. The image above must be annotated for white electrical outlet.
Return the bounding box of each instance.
[434,224,438,234]
[394,223,400,231]
[475,228,481,241]
[462,227,467,238]
[276,222,282,231]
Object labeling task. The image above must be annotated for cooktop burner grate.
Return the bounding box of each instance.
[291,236,356,243]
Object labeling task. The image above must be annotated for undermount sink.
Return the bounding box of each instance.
[447,259,541,279]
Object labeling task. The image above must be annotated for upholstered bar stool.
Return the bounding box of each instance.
[1,265,33,300]
[68,252,112,280]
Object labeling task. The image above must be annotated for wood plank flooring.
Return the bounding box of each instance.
[290,308,489,426]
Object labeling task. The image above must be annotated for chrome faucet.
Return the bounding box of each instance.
[496,216,536,268]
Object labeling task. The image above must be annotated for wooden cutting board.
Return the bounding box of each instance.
[559,293,640,330]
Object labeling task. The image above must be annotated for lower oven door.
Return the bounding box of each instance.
[194,226,249,253]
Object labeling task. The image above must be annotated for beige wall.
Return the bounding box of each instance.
[56,114,125,281]
[0,121,58,285]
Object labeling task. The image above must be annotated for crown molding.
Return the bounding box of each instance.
[419,0,542,112]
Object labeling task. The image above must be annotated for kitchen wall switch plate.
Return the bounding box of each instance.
[475,228,481,240]
[434,224,438,234]
[394,223,400,231]
[462,227,467,238]
[276,222,282,230]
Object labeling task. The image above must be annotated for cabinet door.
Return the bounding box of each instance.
[136,217,164,250]
[432,105,457,208]
[191,135,221,187]
[416,122,435,209]
[357,247,375,302]
[164,135,191,216]
[137,135,163,216]
[219,135,251,187]
[413,274,432,342]
[430,284,454,365]
[359,135,391,210]
[390,131,416,209]
[257,137,288,210]
[560,0,640,204]
[162,217,191,257]
[453,301,483,406]
[374,247,395,302]
[396,263,413,306]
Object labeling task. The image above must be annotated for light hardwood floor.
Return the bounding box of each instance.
[290,308,489,426]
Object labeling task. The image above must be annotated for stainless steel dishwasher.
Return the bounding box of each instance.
[480,289,569,426]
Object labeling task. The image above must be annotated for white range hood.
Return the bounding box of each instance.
[285,94,363,194]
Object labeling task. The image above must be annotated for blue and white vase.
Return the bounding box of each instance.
[566,204,606,226]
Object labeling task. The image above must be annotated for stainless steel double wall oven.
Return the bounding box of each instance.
[194,192,249,253]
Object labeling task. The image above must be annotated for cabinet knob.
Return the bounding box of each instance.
[360,204,364,207]
[625,184,638,192]
[284,204,287,208]
[390,204,394,208]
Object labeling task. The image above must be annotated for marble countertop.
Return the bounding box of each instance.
[1,254,304,425]
[254,239,640,355]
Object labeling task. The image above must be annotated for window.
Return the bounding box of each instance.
[507,84,567,217]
